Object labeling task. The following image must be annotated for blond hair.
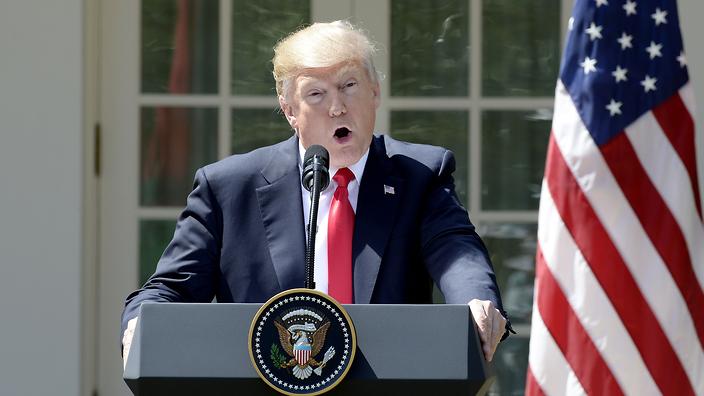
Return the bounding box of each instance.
[272,20,378,98]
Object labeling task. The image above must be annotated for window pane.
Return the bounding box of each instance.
[391,0,469,97]
[490,336,530,395]
[140,107,218,206]
[481,110,550,210]
[390,111,469,206]
[231,109,293,154]
[480,222,535,395]
[480,222,536,326]
[231,0,310,95]
[482,0,560,96]
[141,0,219,94]
[139,219,176,286]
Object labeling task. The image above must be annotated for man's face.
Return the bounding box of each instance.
[280,62,380,168]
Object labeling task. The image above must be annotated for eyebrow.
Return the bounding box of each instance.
[295,63,364,95]
[301,63,362,82]
[332,64,357,79]
[334,63,369,83]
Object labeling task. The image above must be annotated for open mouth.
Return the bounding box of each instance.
[334,127,351,139]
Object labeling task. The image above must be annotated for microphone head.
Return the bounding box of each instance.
[303,144,329,165]
[302,145,330,192]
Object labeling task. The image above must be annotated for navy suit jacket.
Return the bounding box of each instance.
[122,134,505,335]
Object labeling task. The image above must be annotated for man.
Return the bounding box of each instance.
[122,20,510,367]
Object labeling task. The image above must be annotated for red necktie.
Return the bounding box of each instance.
[328,168,355,303]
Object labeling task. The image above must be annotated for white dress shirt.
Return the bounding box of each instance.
[299,143,369,294]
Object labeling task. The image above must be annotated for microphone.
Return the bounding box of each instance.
[302,145,330,192]
[301,145,330,289]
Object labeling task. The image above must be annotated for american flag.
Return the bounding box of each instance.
[526,0,703,394]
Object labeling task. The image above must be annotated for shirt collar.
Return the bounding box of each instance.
[298,141,369,188]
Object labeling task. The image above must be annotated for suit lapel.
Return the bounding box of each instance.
[353,137,403,303]
[256,136,306,291]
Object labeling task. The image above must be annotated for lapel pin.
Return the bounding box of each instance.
[383,185,395,195]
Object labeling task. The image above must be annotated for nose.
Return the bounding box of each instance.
[328,92,347,117]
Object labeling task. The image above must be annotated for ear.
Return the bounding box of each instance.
[278,95,298,130]
[372,81,381,109]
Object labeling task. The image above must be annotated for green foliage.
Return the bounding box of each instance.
[271,343,287,368]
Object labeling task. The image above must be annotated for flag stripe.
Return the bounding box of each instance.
[626,109,704,292]
[545,133,695,395]
[525,366,546,396]
[528,299,587,396]
[535,245,624,395]
[651,93,702,220]
[552,84,704,390]
[537,179,660,394]
[600,131,704,348]
[680,84,697,120]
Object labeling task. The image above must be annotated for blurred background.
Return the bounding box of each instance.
[0,0,702,395]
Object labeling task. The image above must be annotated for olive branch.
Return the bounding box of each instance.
[270,343,287,368]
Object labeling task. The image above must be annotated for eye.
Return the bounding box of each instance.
[305,90,324,102]
[344,81,357,89]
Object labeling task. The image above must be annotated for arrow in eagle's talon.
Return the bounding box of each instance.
[313,346,336,375]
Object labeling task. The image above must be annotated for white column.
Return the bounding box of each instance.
[0,0,84,395]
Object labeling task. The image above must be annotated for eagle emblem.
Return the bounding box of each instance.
[248,289,356,395]
[272,309,336,379]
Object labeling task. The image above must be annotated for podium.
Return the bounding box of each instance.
[124,303,494,395]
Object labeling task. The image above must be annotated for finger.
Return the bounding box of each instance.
[122,340,131,369]
[482,302,501,341]
[469,300,495,361]
[486,310,502,361]
[493,310,507,346]
[469,300,489,344]
[482,304,497,361]
[122,331,133,368]
[469,300,509,362]
[122,317,139,370]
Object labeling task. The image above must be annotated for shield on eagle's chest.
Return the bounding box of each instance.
[293,339,312,366]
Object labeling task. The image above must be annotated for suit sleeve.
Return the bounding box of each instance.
[420,150,511,329]
[120,167,223,337]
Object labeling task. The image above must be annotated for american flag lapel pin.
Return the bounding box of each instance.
[383,185,395,195]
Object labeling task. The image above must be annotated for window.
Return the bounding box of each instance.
[135,1,565,393]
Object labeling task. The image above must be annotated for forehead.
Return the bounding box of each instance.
[295,62,366,86]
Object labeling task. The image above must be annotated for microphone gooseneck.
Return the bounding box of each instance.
[301,145,330,289]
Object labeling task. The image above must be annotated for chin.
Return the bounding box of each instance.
[330,151,360,168]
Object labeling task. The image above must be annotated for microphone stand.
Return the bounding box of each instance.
[305,162,323,290]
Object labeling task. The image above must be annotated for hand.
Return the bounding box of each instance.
[122,317,139,370]
[468,299,506,362]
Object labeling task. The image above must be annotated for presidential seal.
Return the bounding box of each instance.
[248,289,356,395]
